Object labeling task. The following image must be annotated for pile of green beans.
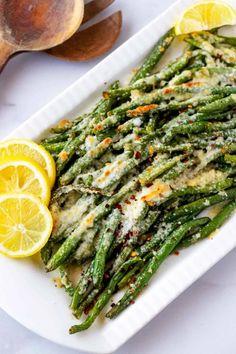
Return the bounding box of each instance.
[41,28,236,333]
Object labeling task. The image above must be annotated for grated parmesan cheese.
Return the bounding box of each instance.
[92,154,128,189]
[85,135,98,151]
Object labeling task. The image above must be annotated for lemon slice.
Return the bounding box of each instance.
[0,139,56,187]
[0,193,53,258]
[175,0,236,35]
[0,157,51,205]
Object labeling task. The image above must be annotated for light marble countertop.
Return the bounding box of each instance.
[1,1,236,353]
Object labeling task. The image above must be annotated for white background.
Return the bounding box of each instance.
[1,0,236,353]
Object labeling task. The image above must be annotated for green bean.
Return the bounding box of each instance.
[112,133,134,151]
[172,178,234,199]
[117,262,144,290]
[59,266,75,297]
[56,84,120,174]
[70,262,94,311]
[69,257,141,333]
[110,51,192,98]
[117,117,145,134]
[178,200,236,249]
[165,188,236,222]
[46,178,138,271]
[130,28,175,83]
[92,209,121,286]
[110,85,206,117]
[41,142,65,154]
[199,94,236,114]
[163,158,195,181]
[132,210,160,237]
[73,226,99,265]
[164,117,236,143]
[42,132,70,144]
[224,154,236,165]
[41,241,53,265]
[185,34,236,65]
[169,69,194,85]
[40,26,236,333]
[139,156,180,186]
[74,287,102,319]
[106,218,209,319]
[138,216,191,257]
[59,138,112,185]
[110,246,133,274]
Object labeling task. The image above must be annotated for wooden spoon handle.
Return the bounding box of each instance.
[0,40,15,72]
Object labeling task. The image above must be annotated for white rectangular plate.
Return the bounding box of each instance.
[1,0,236,352]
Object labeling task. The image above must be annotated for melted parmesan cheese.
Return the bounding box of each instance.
[92,154,128,189]
[120,195,147,236]
[53,195,95,237]
[187,169,226,187]
[140,179,172,204]
[133,117,143,127]
[130,89,144,101]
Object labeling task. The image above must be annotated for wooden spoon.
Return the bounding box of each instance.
[0,0,84,70]
[47,11,122,61]
[82,0,115,24]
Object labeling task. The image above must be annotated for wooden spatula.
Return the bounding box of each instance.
[47,0,122,61]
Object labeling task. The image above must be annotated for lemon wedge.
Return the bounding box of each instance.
[0,139,56,188]
[0,157,51,205]
[0,193,53,258]
[175,0,236,35]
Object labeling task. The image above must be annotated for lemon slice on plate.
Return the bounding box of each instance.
[175,0,236,35]
[0,193,53,258]
[0,157,51,205]
[0,139,56,187]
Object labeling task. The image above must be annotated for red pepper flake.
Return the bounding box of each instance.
[84,301,95,315]
[174,251,180,256]
[130,194,136,201]
[115,230,121,238]
[134,151,141,159]
[127,231,134,239]
[115,203,122,211]
[179,108,188,113]
[130,300,135,305]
